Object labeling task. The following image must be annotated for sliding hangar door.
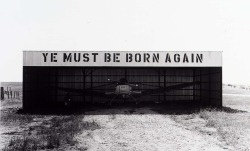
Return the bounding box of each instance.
[23,51,222,110]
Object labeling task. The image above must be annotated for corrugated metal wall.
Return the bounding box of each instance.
[23,67,222,109]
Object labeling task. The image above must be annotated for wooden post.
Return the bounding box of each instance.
[7,87,8,99]
[14,91,16,98]
[1,87,4,100]
[7,87,9,99]
[10,91,12,99]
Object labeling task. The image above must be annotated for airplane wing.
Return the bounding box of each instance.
[55,83,115,97]
[140,81,200,97]
[105,92,115,95]
[56,87,108,97]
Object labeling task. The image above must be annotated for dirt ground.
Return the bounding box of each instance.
[1,84,250,150]
[74,85,250,151]
[77,108,228,151]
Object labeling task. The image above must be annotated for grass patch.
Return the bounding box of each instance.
[3,136,40,151]
[199,108,250,149]
[170,107,250,150]
[3,115,100,150]
[0,110,39,126]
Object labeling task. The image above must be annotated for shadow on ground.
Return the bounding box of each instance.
[16,102,247,115]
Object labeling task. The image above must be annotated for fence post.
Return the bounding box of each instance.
[1,87,4,100]
[7,87,9,99]
[10,91,12,99]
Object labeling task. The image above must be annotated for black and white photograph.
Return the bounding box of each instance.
[1,1,250,151]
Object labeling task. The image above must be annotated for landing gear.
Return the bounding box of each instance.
[130,96,140,106]
[109,95,118,107]
[106,95,140,107]
[64,93,71,108]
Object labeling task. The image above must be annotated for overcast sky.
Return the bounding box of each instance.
[0,0,250,84]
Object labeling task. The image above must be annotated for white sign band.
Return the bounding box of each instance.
[23,51,222,67]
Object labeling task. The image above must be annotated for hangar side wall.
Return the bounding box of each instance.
[194,68,222,106]
[23,67,222,109]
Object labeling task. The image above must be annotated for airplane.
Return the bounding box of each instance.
[56,78,200,106]
[105,78,142,105]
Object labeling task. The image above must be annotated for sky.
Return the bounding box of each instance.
[0,0,250,84]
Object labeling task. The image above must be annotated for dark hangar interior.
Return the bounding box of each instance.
[23,66,222,109]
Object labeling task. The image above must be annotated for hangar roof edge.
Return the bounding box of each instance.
[23,50,223,52]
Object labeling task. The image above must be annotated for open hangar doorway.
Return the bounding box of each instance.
[23,66,222,110]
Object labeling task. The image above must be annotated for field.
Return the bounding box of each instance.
[1,83,250,150]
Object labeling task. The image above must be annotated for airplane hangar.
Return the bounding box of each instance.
[23,51,222,110]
